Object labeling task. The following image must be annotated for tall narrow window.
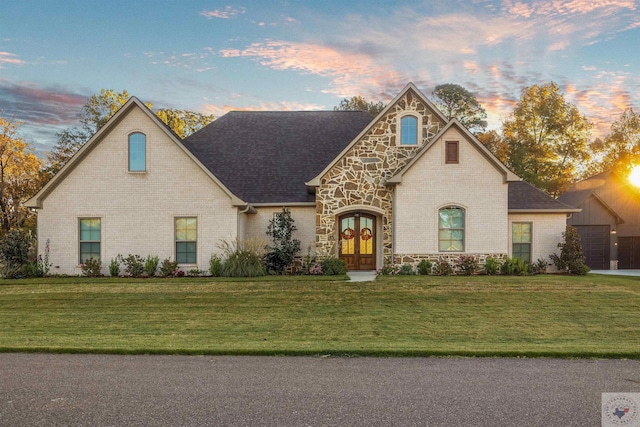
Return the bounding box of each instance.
[439,207,465,252]
[512,222,532,262]
[128,132,146,172]
[79,218,101,263]
[175,217,197,264]
[400,116,418,145]
[445,141,459,164]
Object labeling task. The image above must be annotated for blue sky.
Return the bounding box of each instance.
[1,0,639,153]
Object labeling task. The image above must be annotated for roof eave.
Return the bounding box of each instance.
[509,209,582,214]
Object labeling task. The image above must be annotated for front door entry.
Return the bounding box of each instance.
[339,213,376,270]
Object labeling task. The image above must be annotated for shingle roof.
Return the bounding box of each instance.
[508,180,578,211]
[183,111,374,203]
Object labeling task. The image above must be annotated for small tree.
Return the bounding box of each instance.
[0,229,32,277]
[264,208,301,274]
[550,225,590,274]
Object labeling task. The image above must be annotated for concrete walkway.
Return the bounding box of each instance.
[347,271,377,282]
[590,269,640,277]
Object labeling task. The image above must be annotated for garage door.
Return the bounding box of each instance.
[574,225,610,270]
[618,237,640,269]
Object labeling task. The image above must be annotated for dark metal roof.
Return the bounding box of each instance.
[509,180,577,211]
[183,110,374,203]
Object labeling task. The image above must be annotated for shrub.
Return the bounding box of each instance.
[308,263,323,275]
[159,258,178,277]
[533,257,548,274]
[0,229,32,278]
[457,255,479,275]
[417,259,432,275]
[501,257,528,276]
[434,258,454,276]
[174,269,185,277]
[484,257,500,275]
[376,262,400,275]
[188,269,204,277]
[398,263,415,275]
[550,225,590,275]
[264,208,301,275]
[209,254,222,277]
[320,257,347,275]
[81,257,102,277]
[219,239,265,278]
[109,257,121,277]
[121,254,145,277]
[144,255,159,277]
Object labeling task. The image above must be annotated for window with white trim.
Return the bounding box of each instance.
[79,218,101,263]
[128,132,146,172]
[175,217,197,264]
[512,222,532,262]
[438,207,465,252]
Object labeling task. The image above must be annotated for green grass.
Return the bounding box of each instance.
[1,274,639,358]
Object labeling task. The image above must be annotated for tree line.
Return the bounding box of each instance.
[1,83,638,234]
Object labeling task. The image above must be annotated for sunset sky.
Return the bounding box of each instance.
[1,0,639,153]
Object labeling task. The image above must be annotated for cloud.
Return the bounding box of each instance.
[0,81,89,147]
[200,6,246,19]
[0,52,25,67]
[201,100,325,118]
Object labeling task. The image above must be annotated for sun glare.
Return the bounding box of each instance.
[630,166,640,188]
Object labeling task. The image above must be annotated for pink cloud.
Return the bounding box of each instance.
[0,52,25,66]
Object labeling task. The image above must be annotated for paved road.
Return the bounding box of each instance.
[1,354,639,426]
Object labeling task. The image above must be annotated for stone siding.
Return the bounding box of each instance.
[316,89,444,264]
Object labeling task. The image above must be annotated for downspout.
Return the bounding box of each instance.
[237,204,255,240]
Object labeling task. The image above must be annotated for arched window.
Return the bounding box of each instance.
[400,116,418,145]
[438,206,465,251]
[128,132,146,172]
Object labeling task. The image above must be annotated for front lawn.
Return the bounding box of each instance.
[1,274,639,358]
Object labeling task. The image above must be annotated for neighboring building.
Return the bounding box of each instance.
[26,83,577,275]
[559,170,640,270]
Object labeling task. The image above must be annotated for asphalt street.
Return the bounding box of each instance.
[1,354,639,426]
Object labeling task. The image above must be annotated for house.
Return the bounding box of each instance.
[558,170,640,270]
[26,83,577,275]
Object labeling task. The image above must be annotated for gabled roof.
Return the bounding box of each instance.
[508,180,580,213]
[306,82,448,187]
[387,119,520,184]
[183,110,374,204]
[26,97,245,208]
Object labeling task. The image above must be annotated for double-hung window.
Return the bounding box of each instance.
[438,207,465,252]
[512,222,532,262]
[175,217,197,264]
[79,218,101,263]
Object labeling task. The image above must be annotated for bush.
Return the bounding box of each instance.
[320,257,347,275]
[144,255,159,277]
[376,262,400,275]
[533,257,548,274]
[121,254,145,277]
[500,257,528,276]
[264,208,301,274]
[550,225,590,275]
[308,263,323,275]
[209,254,222,277]
[0,229,32,278]
[457,255,479,275]
[159,258,178,277]
[484,257,500,275]
[398,263,415,275]
[81,257,102,277]
[109,257,121,277]
[188,269,204,277]
[434,258,454,276]
[219,239,265,277]
[417,259,432,275]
